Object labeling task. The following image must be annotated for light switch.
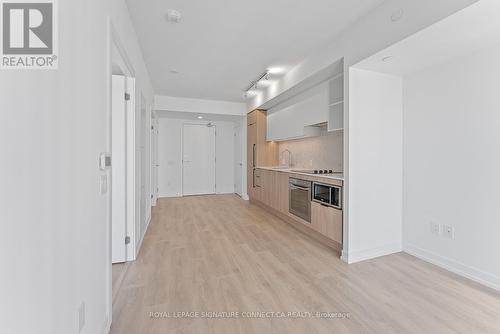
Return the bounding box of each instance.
[99,174,108,195]
[99,153,111,170]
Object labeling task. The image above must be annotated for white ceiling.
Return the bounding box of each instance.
[126,0,385,102]
[353,1,500,76]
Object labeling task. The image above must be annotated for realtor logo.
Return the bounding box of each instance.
[1,0,58,69]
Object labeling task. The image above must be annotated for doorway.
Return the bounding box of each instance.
[109,32,139,311]
[182,123,216,195]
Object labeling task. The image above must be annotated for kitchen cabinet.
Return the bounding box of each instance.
[247,110,278,198]
[261,169,273,208]
[328,73,344,131]
[253,168,262,202]
[251,168,344,252]
[267,81,329,141]
[277,172,289,213]
[255,169,289,215]
[311,201,343,244]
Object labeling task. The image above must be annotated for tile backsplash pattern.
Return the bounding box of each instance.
[278,129,343,171]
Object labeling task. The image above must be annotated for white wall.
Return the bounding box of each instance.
[158,117,236,197]
[403,44,500,291]
[0,1,154,333]
[155,95,247,116]
[348,68,403,263]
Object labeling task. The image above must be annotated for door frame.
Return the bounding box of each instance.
[181,122,217,196]
[106,19,137,328]
[234,124,243,197]
[110,36,137,263]
[151,112,159,206]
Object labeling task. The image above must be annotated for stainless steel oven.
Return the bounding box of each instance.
[313,182,342,209]
[289,178,312,222]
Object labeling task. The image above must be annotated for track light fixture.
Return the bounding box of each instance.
[243,70,271,98]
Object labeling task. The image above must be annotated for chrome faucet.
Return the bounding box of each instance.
[281,149,293,168]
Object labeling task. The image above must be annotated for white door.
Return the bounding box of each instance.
[182,124,216,196]
[234,125,243,196]
[111,75,127,263]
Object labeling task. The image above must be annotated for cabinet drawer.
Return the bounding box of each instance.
[254,168,262,187]
[311,201,343,244]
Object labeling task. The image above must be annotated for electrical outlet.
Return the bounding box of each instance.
[430,221,441,235]
[78,302,86,332]
[443,225,455,239]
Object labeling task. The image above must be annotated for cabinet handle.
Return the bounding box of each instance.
[252,144,256,168]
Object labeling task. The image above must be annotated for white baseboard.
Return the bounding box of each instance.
[135,216,151,258]
[340,250,349,263]
[404,243,500,292]
[159,194,181,198]
[101,316,111,334]
[346,242,402,264]
[216,189,236,195]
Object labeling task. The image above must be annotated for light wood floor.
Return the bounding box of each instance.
[111,195,500,334]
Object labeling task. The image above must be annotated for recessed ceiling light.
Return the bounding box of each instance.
[166,9,182,23]
[197,116,204,119]
[382,56,393,62]
[267,67,286,75]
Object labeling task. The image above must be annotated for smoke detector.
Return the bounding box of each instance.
[166,9,182,23]
[391,9,404,22]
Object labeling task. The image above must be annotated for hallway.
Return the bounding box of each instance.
[110,195,500,334]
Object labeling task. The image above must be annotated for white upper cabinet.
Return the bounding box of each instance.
[328,73,344,131]
[267,61,344,141]
[267,81,329,141]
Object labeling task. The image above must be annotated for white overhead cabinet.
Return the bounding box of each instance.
[266,71,344,142]
[267,82,329,141]
[328,73,344,131]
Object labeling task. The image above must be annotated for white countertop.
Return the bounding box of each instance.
[256,166,344,181]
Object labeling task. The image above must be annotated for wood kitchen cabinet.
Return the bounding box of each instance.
[277,172,289,214]
[251,167,344,252]
[263,169,274,207]
[311,201,343,244]
[247,110,278,198]
[253,168,262,202]
[256,169,289,214]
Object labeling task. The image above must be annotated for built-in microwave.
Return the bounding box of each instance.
[312,182,342,209]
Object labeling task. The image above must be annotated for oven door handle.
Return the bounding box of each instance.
[290,185,310,191]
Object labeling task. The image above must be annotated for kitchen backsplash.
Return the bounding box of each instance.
[278,129,343,171]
